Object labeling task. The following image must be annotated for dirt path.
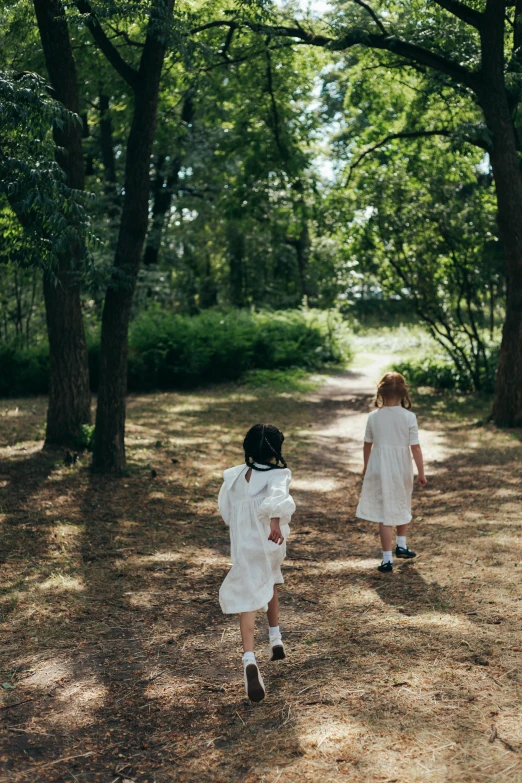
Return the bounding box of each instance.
[1,361,522,783]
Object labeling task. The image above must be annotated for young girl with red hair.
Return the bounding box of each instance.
[356,372,427,572]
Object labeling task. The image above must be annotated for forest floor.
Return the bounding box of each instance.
[1,346,522,783]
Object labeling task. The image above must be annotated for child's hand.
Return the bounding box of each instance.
[418,474,427,487]
[268,518,284,545]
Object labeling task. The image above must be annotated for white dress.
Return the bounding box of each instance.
[218,464,295,614]
[356,406,420,526]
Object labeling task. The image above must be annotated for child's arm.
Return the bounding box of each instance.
[362,442,372,476]
[411,445,427,486]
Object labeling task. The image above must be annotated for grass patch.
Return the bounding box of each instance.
[239,367,322,394]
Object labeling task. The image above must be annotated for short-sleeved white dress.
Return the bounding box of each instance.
[218,464,295,614]
[356,406,420,526]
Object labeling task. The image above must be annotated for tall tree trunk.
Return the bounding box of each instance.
[33,0,91,444]
[228,222,245,307]
[479,7,522,426]
[98,91,119,219]
[92,1,174,473]
[143,153,181,266]
[143,95,193,267]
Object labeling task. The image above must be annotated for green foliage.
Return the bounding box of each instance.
[392,347,499,394]
[124,308,350,390]
[75,424,96,451]
[0,343,49,396]
[239,367,320,394]
[0,71,92,271]
[0,308,350,397]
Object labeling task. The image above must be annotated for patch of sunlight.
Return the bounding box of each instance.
[292,476,340,492]
[38,574,85,592]
[304,558,381,572]
[118,518,139,528]
[299,715,363,750]
[149,491,165,499]
[47,681,109,729]
[420,428,462,464]
[54,523,83,538]
[145,673,199,705]
[404,613,475,631]
[24,658,72,690]
[128,591,164,608]
[47,472,68,483]
[136,551,186,564]
[162,402,208,414]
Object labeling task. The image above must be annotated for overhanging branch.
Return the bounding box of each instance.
[74,1,139,87]
[351,0,388,35]
[432,0,483,29]
[190,21,479,91]
[346,129,490,182]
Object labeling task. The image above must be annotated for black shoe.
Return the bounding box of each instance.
[244,662,265,703]
[378,561,393,573]
[395,546,416,559]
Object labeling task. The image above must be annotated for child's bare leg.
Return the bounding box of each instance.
[240,611,265,702]
[266,587,279,628]
[266,586,286,660]
[379,523,393,552]
[240,611,257,653]
[396,524,408,536]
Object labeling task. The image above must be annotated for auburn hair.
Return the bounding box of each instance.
[374,372,412,410]
[243,423,287,471]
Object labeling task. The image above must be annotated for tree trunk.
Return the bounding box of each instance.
[143,95,193,267]
[92,2,174,473]
[143,154,181,266]
[98,92,120,219]
[479,9,522,425]
[228,222,245,307]
[33,0,91,444]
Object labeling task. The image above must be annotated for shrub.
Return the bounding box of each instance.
[392,348,499,393]
[0,308,351,397]
[0,343,49,396]
[126,308,351,391]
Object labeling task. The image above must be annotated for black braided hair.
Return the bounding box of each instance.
[243,423,287,471]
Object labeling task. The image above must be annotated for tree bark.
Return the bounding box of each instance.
[33,0,91,444]
[143,153,181,266]
[228,222,245,307]
[143,95,193,267]
[479,4,522,425]
[92,0,174,472]
[98,92,119,219]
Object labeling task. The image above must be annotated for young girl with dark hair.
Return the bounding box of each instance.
[218,423,295,703]
[356,372,427,572]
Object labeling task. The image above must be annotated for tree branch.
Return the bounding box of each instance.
[432,0,483,29]
[346,129,489,182]
[351,0,388,35]
[190,21,478,90]
[74,1,139,87]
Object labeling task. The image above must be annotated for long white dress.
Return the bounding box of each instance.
[218,464,295,614]
[356,406,420,526]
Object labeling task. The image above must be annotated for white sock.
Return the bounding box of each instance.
[396,536,407,549]
[382,550,393,564]
[242,651,256,665]
[269,625,281,639]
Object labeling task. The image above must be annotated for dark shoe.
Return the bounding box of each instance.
[269,636,286,661]
[378,561,393,573]
[244,662,265,703]
[395,546,416,559]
